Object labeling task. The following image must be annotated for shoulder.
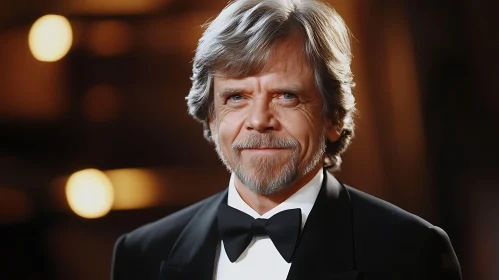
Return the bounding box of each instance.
[111,190,226,280]
[345,185,461,278]
[119,202,203,258]
[117,190,225,258]
[346,185,433,231]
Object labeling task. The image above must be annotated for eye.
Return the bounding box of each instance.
[281,93,297,100]
[274,91,299,106]
[225,93,247,107]
[228,94,244,101]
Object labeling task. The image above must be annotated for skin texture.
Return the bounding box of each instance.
[210,32,340,214]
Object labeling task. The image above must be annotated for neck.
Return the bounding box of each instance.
[234,165,323,215]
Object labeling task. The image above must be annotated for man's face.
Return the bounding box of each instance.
[210,33,337,195]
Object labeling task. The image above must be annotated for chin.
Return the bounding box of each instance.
[235,164,299,195]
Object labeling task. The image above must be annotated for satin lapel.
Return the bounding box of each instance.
[286,170,358,280]
[159,189,227,280]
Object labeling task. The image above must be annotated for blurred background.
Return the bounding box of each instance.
[0,0,498,279]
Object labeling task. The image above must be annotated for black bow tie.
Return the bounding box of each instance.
[217,203,302,263]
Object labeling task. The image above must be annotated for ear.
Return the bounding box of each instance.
[325,121,343,143]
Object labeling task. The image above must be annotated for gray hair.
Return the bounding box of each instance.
[186,0,356,171]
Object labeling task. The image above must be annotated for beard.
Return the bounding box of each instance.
[212,131,326,195]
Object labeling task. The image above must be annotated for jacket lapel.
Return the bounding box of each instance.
[159,189,227,280]
[286,170,359,280]
[158,170,359,280]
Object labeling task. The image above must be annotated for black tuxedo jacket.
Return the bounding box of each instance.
[111,170,461,280]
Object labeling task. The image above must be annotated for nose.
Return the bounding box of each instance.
[245,97,280,132]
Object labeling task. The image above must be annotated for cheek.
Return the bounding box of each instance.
[279,111,324,151]
[216,112,246,147]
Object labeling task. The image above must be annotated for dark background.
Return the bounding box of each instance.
[1,0,498,279]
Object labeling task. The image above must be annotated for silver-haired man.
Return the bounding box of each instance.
[111,0,462,279]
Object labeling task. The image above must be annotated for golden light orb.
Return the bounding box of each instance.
[66,169,114,219]
[29,15,73,62]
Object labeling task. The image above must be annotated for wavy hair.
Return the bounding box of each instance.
[186,0,356,171]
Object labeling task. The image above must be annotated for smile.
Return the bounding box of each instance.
[241,148,290,154]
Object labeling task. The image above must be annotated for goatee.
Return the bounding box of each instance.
[213,132,326,195]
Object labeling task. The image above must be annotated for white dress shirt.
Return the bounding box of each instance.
[213,169,323,280]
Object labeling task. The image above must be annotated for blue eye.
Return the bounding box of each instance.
[229,94,243,101]
[282,93,296,99]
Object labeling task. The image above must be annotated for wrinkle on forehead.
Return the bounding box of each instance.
[214,30,312,79]
[261,31,312,77]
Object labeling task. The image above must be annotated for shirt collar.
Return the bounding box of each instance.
[227,168,323,229]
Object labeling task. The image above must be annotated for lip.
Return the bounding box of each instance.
[241,148,289,154]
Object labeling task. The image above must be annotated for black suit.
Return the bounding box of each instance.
[111,170,461,280]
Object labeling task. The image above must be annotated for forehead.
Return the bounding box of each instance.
[216,32,313,82]
[262,33,312,76]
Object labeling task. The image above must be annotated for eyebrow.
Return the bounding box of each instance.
[217,85,305,98]
[269,86,305,95]
[217,88,248,98]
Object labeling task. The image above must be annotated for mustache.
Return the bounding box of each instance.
[232,133,299,149]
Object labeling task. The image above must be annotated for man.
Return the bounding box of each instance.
[111,0,462,279]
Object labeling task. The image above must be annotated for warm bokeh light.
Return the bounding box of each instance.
[66,0,168,15]
[106,168,164,210]
[66,169,114,219]
[29,15,73,62]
